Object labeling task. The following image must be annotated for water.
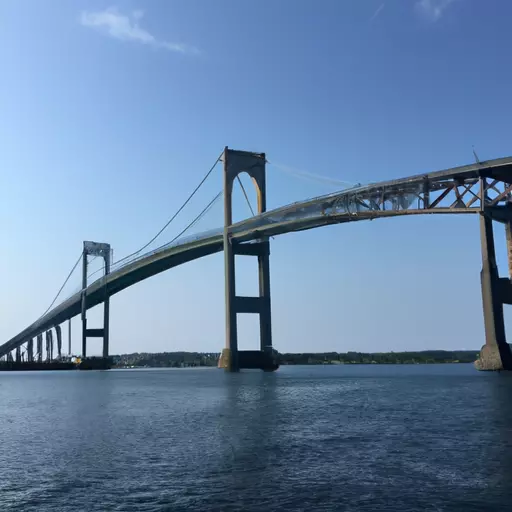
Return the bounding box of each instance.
[1,364,512,511]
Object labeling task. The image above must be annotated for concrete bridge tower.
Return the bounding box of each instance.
[218,148,278,372]
[81,241,111,359]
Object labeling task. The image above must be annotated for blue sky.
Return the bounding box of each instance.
[2,0,512,355]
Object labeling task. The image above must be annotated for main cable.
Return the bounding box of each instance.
[143,190,223,256]
[110,151,223,269]
[268,161,357,188]
[86,189,224,283]
[40,251,83,318]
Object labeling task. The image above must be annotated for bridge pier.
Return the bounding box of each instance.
[45,330,53,361]
[55,325,62,358]
[68,319,71,356]
[27,338,33,362]
[36,334,43,363]
[219,148,278,372]
[476,213,512,370]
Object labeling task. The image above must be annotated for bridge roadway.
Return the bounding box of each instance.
[2,156,512,357]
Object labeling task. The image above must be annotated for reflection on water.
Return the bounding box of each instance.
[1,364,512,511]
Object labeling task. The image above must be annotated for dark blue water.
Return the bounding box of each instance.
[1,364,512,511]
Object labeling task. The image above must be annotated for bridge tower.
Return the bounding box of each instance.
[81,241,111,359]
[218,148,278,372]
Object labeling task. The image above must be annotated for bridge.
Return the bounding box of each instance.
[3,148,512,371]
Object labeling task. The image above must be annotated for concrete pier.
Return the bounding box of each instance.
[476,212,512,370]
[218,349,278,372]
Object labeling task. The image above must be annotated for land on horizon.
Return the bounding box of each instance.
[111,350,479,368]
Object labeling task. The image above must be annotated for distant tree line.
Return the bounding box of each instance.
[277,350,478,365]
[112,352,220,368]
[112,350,478,368]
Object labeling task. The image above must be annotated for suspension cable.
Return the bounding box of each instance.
[40,251,83,318]
[236,175,256,217]
[235,171,276,239]
[86,190,224,282]
[141,190,223,257]
[268,161,357,188]
[109,152,223,269]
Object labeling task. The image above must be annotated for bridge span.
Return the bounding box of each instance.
[3,149,512,371]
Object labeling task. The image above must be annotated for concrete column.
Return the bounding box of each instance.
[506,221,512,279]
[222,148,239,372]
[476,213,512,370]
[45,330,53,362]
[68,319,71,356]
[81,249,88,358]
[258,243,272,352]
[36,334,42,363]
[55,325,62,358]
[103,252,111,358]
[27,338,33,362]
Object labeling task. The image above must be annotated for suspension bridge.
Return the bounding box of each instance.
[3,148,512,371]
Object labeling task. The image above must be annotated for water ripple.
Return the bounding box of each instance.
[1,365,512,511]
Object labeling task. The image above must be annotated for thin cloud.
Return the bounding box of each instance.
[416,0,457,22]
[80,7,199,54]
[370,3,385,22]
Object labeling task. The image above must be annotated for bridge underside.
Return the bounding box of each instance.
[3,155,512,370]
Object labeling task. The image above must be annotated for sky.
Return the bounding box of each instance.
[2,0,512,356]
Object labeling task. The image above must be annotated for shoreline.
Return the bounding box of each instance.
[112,350,479,369]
